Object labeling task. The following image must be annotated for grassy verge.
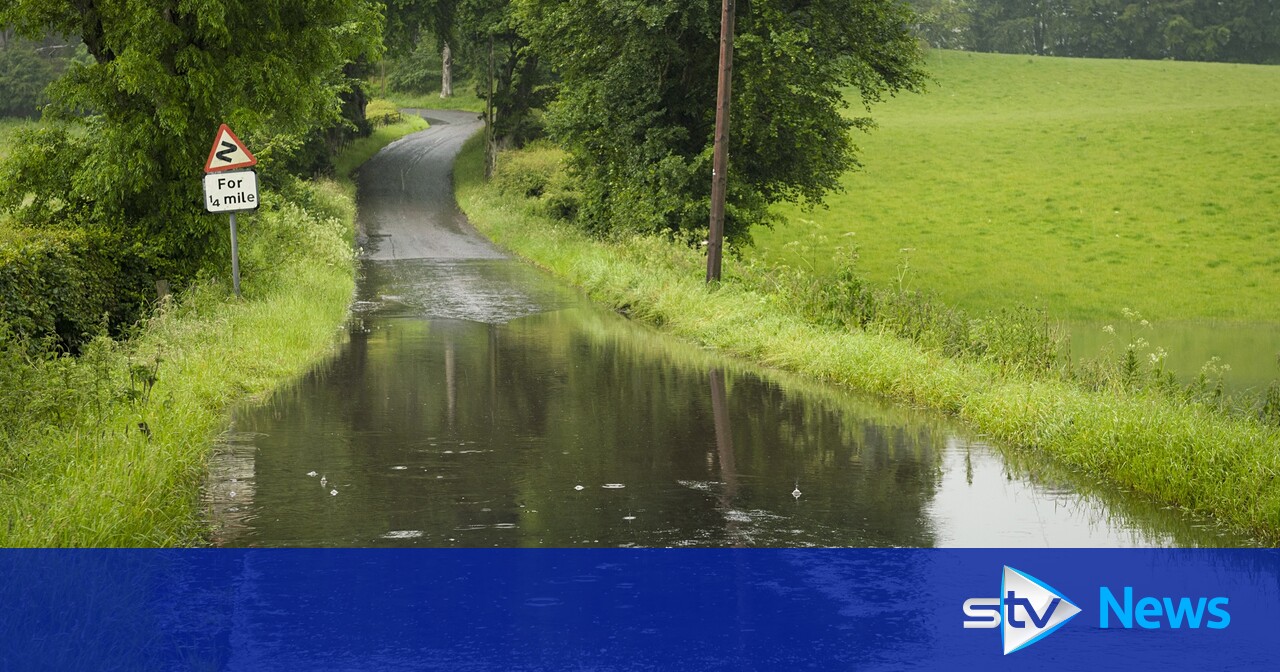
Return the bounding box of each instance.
[0,116,427,546]
[333,109,430,177]
[455,135,1280,543]
[365,81,487,113]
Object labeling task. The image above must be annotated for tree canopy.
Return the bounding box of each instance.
[0,0,383,279]
[516,0,926,242]
[910,0,1280,64]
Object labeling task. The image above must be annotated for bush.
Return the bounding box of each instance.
[491,147,559,199]
[0,322,127,443]
[0,227,151,353]
[491,145,581,222]
[365,100,403,126]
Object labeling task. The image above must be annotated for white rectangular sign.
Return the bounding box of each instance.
[204,170,259,213]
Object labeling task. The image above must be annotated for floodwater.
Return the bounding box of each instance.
[203,112,1253,548]
[204,258,1252,548]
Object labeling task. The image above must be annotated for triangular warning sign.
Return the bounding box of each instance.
[204,124,257,173]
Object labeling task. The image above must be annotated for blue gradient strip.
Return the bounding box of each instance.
[1,549,1277,671]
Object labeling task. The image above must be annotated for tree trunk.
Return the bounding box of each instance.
[440,42,453,98]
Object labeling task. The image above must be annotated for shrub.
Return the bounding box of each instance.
[491,146,560,199]
[365,100,403,126]
[0,226,151,353]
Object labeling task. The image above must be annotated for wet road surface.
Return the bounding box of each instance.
[356,109,502,261]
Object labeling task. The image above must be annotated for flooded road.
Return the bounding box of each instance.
[204,112,1252,548]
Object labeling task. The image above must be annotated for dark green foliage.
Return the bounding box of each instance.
[465,1,550,150]
[0,227,151,353]
[0,0,383,282]
[0,42,56,118]
[518,0,926,242]
[910,0,1280,64]
[387,35,447,93]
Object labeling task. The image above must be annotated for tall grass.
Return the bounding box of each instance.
[0,117,428,546]
[0,180,355,546]
[456,135,1280,543]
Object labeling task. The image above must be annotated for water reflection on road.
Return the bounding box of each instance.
[205,258,1251,548]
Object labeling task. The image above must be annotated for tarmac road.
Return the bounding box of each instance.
[355,109,502,261]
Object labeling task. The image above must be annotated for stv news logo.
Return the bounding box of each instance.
[962,566,1081,655]
[962,565,1232,655]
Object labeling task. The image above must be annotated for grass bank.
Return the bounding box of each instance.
[0,109,426,546]
[333,110,430,176]
[455,135,1280,543]
[753,50,1280,324]
[365,79,487,113]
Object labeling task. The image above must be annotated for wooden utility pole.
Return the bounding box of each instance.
[706,0,737,283]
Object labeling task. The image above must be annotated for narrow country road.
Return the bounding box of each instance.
[356,109,503,261]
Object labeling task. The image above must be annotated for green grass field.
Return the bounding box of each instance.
[751,50,1280,324]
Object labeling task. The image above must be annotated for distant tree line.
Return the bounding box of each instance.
[910,0,1280,64]
[0,29,86,117]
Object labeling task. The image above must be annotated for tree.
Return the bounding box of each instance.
[914,0,1280,64]
[0,41,56,117]
[517,0,926,243]
[385,0,460,97]
[0,0,383,280]
[911,0,975,50]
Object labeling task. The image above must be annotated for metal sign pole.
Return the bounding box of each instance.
[229,212,241,297]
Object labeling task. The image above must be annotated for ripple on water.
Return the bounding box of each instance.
[381,530,424,539]
[363,259,579,324]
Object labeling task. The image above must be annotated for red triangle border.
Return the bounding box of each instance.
[204,123,258,173]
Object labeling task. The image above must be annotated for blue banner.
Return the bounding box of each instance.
[2,549,1277,670]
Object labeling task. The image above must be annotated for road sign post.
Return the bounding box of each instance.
[229,212,241,297]
[203,124,258,297]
